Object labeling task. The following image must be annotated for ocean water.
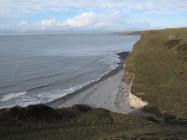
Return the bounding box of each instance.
[0,33,139,108]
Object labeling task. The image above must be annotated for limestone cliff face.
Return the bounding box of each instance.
[124,70,148,109]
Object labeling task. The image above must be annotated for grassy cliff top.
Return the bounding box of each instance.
[125,28,187,118]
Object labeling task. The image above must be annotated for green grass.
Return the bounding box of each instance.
[0,104,187,140]
[125,28,187,118]
[1,28,187,139]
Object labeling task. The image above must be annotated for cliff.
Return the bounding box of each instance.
[125,28,187,119]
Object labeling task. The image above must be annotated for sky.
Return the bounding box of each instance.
[0,0,187,33]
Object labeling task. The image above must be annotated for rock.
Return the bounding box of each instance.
[168,34,178,40]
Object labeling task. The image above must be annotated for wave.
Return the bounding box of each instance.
[0,56,109,91]
[0,91,27,102]
[0,54,121,108]
[32,66,119,104]
[27,54,120,93]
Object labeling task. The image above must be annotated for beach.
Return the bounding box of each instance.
[48,52,133,114]
[0,34,140,109]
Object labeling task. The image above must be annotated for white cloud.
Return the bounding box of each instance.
[20,21,30,26]
[1,0,187,17]
[17,11,149,31]
[62,11,119,29]
[61,11,150,30]
[1,0,185,31]
[19,20,33,31]
[40,19,63,29]
[64,12,98,27]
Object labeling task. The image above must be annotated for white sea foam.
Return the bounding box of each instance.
[1,91,27,102]
[0,54,120,108]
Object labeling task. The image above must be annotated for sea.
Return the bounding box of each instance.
[0,33,139,108]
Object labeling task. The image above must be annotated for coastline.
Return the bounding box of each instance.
[47,52,133,114]
[1,28,187,140]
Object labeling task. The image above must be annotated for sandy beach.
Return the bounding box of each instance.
[48,66,133,114]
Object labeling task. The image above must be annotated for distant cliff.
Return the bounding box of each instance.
[114,31,144,36]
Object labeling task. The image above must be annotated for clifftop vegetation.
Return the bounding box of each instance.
[126,28,187,118]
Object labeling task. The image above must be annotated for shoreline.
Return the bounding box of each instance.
[47,52,133,113]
